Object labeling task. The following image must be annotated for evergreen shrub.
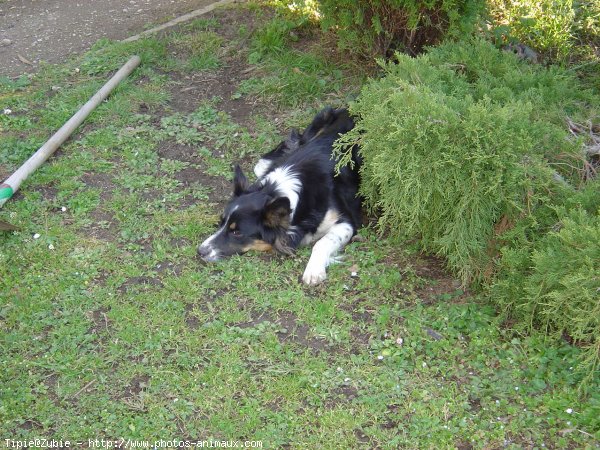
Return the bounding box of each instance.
[493,181,600,379]
[335,38,599,377]
[318,0,485,58]
[336,39,593,283]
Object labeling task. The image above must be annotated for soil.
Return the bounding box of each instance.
[0,0,220,78]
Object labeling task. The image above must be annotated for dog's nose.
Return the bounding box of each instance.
[197,243,219,262]
[197,244,211,258]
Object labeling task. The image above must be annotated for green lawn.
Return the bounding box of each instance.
[0,3,598,448]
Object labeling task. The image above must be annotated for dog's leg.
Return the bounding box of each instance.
[302,222,354,285]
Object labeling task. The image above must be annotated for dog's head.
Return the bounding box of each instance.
[198,165,292,262]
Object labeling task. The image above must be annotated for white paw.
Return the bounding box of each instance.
[253,159,271,178]
[302,264,327,285]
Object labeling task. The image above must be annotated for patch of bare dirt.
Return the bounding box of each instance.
[325,384,359,409]
[86,208,118,241]
[36,184,58,203]
[81,172,115,201]
[86,307,112,336]
[165,7,290,131]
[413,254,468,304]
[120,374,150,400]
[275,311,329,352]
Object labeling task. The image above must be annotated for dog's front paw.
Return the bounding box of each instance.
[302,264,327,285]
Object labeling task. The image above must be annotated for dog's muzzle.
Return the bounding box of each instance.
[197,243,220,262]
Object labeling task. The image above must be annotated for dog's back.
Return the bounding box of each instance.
[253,107,356,178]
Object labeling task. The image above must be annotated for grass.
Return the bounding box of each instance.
[0,3,598,447]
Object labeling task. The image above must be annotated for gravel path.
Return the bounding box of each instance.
[0,0,216,77]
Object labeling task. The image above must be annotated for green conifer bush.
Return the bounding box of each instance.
[335,38,599,377]
[493,181,600,379]
[337,39,594,283]
[318,0,485,58]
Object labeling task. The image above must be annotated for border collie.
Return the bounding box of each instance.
[197,107,362,285]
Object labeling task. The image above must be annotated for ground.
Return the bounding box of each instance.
[0,0,218,78]
[0,2,598,448]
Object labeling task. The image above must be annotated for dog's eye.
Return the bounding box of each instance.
[231,229,242,237]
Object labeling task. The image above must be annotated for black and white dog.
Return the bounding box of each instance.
[197,107,362,285]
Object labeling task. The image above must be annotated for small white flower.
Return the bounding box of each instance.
[33,233,41,239]
[515,386,519,391]
[344,377,351,382]
[396,337,404,346]
[48,244,54,250]
[565,408,573,414]
[422,362,427,368]
[3,108,12,115]
[336,367,343,372]
[377,355,384,360]
[61,206,67,212]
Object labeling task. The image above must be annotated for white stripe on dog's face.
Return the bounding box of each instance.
[198,229,223,261]
[198,206,238,261]
[262,166,301,217]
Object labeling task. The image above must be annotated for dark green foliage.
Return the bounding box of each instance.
[335,38,599,378]
[337,39,590,283]
[493,181,600,381]
[318,0,485,58]
[487,0,600,90]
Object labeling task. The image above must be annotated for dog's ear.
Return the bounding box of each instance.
[233,165,249,196]
[284,129,301,152]
[263,197,291,228]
